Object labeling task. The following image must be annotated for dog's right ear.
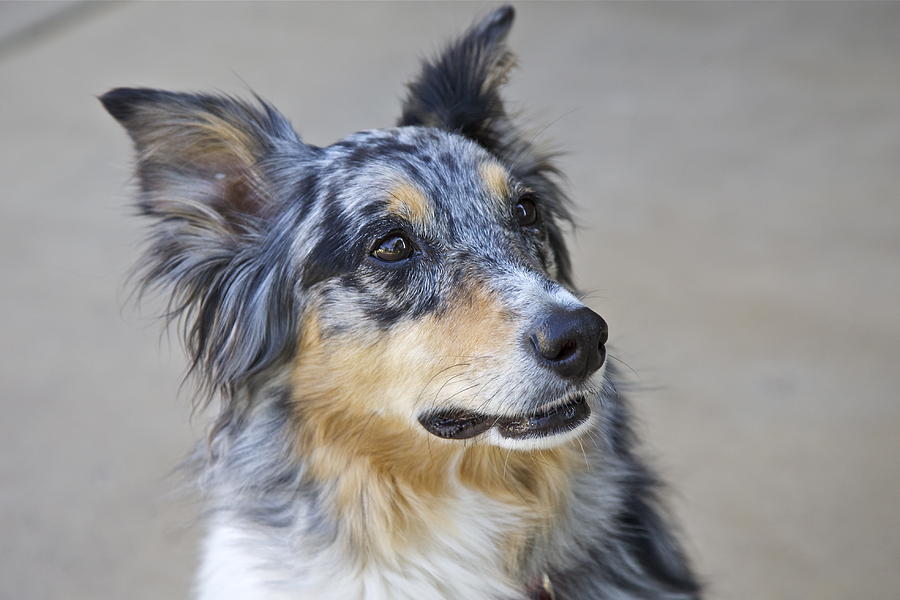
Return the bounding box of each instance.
[100,88,312,395]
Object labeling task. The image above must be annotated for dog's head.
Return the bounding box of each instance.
[102,6,607,452]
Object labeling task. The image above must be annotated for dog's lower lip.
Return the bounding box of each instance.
[418,411,492,440]
[419,395,590,440]
[496,395,590,439]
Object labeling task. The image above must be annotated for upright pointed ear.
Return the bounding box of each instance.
[100,88,309,395]
[398,5,515,150]
[399,6,575,285]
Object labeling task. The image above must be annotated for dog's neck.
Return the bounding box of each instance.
[198,382,588,599]
[292,392,582,571]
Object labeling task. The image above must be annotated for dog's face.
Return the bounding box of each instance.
[102,6,606,452]
[293,128,607,450]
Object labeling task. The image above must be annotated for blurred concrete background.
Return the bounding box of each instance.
[1,1,898,598]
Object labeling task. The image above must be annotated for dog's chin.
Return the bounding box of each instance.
[417,393,595,451]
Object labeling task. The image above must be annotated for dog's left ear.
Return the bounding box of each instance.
[398,5,516,151]
[399,5,574,285]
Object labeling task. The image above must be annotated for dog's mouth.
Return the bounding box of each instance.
[418,394,590,441]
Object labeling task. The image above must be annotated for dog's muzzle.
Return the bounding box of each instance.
[418,305,606,442]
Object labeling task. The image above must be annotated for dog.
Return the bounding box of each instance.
[101,6,700,599]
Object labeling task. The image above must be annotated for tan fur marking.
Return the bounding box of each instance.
[480,162,510,203]
[291,311,457,559]
[387,181,432,225]
[130,106,269,228]
[134,108,260,171]
[290,285,584,568]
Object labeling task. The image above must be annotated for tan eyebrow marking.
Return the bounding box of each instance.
[386,180,432,225]
[479,162,510,206]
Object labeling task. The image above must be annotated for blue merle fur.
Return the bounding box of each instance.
[101,5,701,598]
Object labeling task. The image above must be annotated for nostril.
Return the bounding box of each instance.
[554,339,578,362]
[530,332,578,363]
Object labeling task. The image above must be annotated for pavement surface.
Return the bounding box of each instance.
[2,2,899,599]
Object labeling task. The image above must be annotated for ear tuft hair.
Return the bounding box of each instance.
[473,4,515,45]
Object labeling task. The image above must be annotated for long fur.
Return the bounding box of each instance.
[102,6,701,599]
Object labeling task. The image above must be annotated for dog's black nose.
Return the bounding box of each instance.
[528,307,608,380]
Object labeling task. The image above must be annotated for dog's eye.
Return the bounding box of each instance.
[514,196,539,227]
[372,233,414,262]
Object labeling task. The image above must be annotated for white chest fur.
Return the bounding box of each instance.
[196,487,531,600]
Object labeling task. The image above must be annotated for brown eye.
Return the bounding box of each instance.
[515,196,539,227]
[372,233,413,262]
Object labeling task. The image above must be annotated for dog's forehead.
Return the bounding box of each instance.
[321,127,512,229]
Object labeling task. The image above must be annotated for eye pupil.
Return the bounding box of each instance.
[373,234,413,262]
[515,197,539,227]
